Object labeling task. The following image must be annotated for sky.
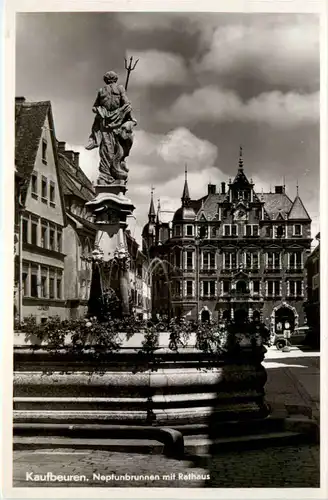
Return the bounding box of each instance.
[15,12,320,244]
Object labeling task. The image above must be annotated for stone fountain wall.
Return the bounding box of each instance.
[13,333,269,432]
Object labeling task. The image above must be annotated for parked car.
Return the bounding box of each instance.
[271,326,309,350]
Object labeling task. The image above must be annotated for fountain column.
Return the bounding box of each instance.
[86,181,135,316]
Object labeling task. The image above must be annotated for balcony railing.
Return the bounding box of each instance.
[286,266,303,273]
[200,294,217,300]
[265,293,282,299]
[264,267,282,273]
[200,268,217,274]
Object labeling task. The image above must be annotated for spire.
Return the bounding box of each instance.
[181,164,190,206]
[238,145,243,170]
[156,198,161,224]
[296,180,299,196]
[148,186,156,221]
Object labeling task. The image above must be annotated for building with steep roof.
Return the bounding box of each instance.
[15,97,67,322]
[56,141,98,318]
[143,149,312,332]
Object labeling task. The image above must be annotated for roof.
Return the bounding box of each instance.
[15,98,67,223]
[288,195,311,220]
[258,192,293,219]
[15,100,50,178]
[58,152,95,202]
[66,211,97,232]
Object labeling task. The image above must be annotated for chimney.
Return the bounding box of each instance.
[57,141,66,153]
[74,152,80,170]
[275,186,284,194]
[64,150,75,164]
[207,184,216,195]
[15,97,26,103]
[221,182,226,194]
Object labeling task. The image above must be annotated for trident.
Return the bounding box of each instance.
[124,56,139,90]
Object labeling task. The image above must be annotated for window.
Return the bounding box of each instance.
[30,267,38,298]
[253,281,260,294]
[49,228,55,251]
[265,226,271,237]
[255,208,261,219]
[175,281,181,295]
[186,281,193,296]
[31,222,38,245]
[22,219,28,244]
[288,280,303,297]
[175,251,181,268]
[186,251,193,269]
[224,252,237,270]
[223,280,230,294]
[57,273,62,299]
[41,270,47,298]
[267,280,281,297]
[244,252,259,269]
[41,225,48,249]
[57,230,62,252]
[22,272,28,296]
[275,225,286,238]
[289,252,302,269]
[203,281,215,297]
[49,277,55,299]
[41,176,47,201]
[31,173,38,197]
[245,225,259,237]
[211,227,217,237]
[224,224,238,237]
[267,251,281,269]
[50,182,55,206]
[203,252,215,269]
[186,225,193,236]
[42,139,47,164]
[199,226,208,239]
[293,224,302,236]
[175,225,181,236]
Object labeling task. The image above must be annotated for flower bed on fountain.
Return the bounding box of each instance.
[14,314,271,431]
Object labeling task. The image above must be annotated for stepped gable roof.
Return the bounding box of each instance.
[288,195,311,220]
[15,100,50,178]
[258,192,293,219]
[58,152,95,202]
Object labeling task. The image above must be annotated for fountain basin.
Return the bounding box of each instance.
[14,333,269,430]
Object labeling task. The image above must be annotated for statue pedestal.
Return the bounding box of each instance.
[86,182,135,316]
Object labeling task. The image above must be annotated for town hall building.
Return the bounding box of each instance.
[142,149,312,333]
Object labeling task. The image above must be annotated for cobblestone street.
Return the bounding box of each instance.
[12,346,321,490]
[13,443,320,488]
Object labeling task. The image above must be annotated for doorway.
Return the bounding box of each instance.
[275,306,295,333]
[201,310,210,323]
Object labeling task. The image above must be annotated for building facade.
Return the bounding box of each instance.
[304,233,320,345]
[15,97,67,322]
[57,141,97,319]
[143,151,312,332]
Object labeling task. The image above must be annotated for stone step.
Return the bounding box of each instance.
[184,430,314,455]
[13,436,164,454]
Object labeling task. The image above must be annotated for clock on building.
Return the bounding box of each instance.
[234,208,247,221]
